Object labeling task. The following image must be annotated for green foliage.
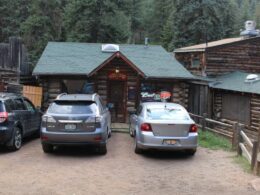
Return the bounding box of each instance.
[161,0,241,51]
[0,0,259,65]
[21,0,64,63]
[198,130,231,151]
[233,155,251,173]
[0,0,31,42]
[63,0,129,43]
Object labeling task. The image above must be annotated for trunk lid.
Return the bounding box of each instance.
[150,122,191,137]
[45,100,98,132]
[46,114,97,132]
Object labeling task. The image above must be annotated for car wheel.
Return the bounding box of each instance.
[99,144,107,155]
[108,128,111,138]
[8,127,22,151]
[186,149,196,156]
[42,143,54,153]
[134,136,142,154]
[129,124,134,137]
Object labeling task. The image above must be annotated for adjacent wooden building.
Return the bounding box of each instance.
[175,36,260,140]
[33,42,193,123]
[0,37,31,84]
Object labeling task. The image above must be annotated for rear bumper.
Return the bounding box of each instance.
[0,126,13,144]
[41,127,107,146]
[136,132,198,150]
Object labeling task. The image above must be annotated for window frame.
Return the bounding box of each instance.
[23,99,36,112]
[13,98,26,111]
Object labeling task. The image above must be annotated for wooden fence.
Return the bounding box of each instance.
[23,85,42,108]
[236,126,260,175]
[190,112,260,175]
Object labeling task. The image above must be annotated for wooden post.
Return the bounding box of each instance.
[231,122,238,150]
[236,124,243,155]
[202,113,207,131]
[253,125,260,175]
[251,141,258,171]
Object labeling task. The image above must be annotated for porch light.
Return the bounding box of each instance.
[115,68,120,73]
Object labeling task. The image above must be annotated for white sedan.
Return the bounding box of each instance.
[129,102,198,155]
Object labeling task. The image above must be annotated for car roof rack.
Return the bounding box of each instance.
[56,93,67,100]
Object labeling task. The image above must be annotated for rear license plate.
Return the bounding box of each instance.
[65,124,76,130]
[164,140,177,145]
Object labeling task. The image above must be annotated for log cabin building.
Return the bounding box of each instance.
[0,37,31,84]
[33,42,193,123]
[209,71,260,139]
[175,35,260,139]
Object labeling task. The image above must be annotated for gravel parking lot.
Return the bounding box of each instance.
[0,133,258,195]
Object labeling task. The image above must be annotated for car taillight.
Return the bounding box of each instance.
[0,112,8,123]
[42,116,56,123]
[190,124,198,133]
[85,116,102,128]
[140,123,152,132]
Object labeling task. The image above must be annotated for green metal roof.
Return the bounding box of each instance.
[33,42,193,79]
[209,71,260,95]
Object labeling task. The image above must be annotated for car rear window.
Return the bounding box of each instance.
[146,107,190,120]
[48,101,97,115]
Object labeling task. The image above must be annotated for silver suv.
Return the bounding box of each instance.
[41,93,111,154]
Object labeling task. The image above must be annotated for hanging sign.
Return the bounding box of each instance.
[108,71,127,81]
[160,91,171,100]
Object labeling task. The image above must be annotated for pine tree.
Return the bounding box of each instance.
[21,0,64,63]
[64,0,129,43]
[0,0,31,42]
[161,0,240,51]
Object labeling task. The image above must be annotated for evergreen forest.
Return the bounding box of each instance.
[0,0,259,64]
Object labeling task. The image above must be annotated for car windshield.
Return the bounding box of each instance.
[48,101,97,114]
[146,107,190,120]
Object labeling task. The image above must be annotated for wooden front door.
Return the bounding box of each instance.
[108,81,126,123]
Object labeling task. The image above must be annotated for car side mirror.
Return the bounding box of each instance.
[106,103,114,111]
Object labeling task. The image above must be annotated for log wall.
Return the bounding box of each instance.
[172,81,189,109]
[174,52,205,76]
[213,90,260,140]
[0,37,31,83]
[206,37,260,76]
[40,78,62,110]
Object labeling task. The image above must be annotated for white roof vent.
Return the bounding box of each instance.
[101,44,119,53]
[245,74,259,83]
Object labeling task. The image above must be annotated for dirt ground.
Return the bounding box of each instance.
[0,133,258,195]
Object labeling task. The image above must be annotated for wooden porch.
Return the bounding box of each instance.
[111,123,129,133]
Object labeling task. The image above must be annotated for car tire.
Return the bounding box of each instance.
[8,127,22,151]
[99,144,107,155]
[129,124,134,137]
[134,136,142,154]
[42,143,54,153]
[186,149,196,156]
[108,128,112,138]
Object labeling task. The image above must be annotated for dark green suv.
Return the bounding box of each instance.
[0,93,42,151]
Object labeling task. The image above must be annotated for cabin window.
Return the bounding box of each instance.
[222,94,250,125]
[140,82,172,102]
[191,58,200,68]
